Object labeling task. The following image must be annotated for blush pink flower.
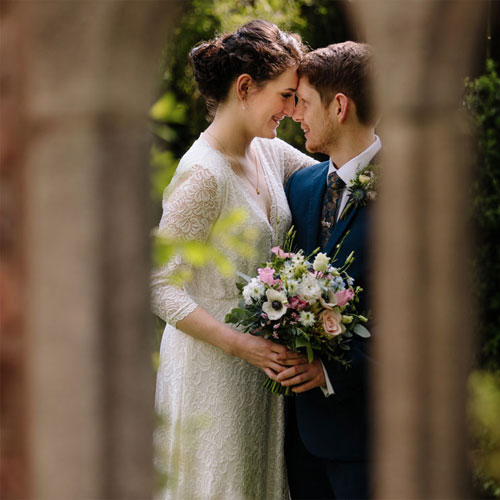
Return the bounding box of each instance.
[320,309,346,338]
[258,267,275,286]
[335,289,354,308]
[288,296,308,310]
[271,246,294,258]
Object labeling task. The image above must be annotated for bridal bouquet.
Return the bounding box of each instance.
[225,230,370,395]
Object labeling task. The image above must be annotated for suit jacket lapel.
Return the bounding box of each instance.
[323,152,380,257]
[305,162,329,255]
[324,202,359,257]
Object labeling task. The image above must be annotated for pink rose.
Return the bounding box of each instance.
[320,309,346,338]
[271,246,294,258]
[335,289,354,308]
[258,267,275,286]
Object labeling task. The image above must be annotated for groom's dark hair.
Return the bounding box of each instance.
[298,41,375,125]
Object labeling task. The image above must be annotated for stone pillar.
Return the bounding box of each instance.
[350,2,487,498]
[1,1,182,498]
[1,2,29,498]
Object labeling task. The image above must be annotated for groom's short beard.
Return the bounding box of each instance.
[306,119,336,156]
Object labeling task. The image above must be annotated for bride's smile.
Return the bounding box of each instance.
[244,66,299,139]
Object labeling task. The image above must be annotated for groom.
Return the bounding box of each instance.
[278,41,380,499]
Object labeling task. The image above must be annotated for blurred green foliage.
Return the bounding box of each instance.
[469,371,500,498]
[464,59,500,498]
[153,208,258,281]
[154,412,214,494]
[151,207,259,360]
[464,59,500,372]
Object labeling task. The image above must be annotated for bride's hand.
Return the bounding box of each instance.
[231,333,306,380]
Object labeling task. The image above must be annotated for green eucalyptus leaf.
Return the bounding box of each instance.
[353,324,371,338]
[295,337,309,348]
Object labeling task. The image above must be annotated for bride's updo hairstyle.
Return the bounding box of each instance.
[189,20,305,118]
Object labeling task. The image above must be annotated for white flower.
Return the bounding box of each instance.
[285,279,299,296]
[299,310,316,327]
[346,276,354,286]
[242,278,265,305]
[292,254,305,266]
[261,289,288,320]
[318,289,337,310]
[281,262,296,281]
[298,274,322,303]
[313,252,330,272]
[334,276,345,291]
[328,266,341,276]
[358,174,370,184]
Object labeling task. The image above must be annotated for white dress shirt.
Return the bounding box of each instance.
[328,135,381,221]
[320,135,381,397]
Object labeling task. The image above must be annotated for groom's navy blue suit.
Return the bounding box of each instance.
[285,160,374,500]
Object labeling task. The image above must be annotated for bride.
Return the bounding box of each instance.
[152,20,316,499]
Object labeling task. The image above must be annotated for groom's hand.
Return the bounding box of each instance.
[276,358,326,393]
[265,350,308,381]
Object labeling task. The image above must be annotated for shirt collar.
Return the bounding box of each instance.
[328,135,381,185]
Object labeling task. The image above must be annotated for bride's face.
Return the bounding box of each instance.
[245,67,298,139]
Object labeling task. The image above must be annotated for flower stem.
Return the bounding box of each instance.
[262,376,293,396]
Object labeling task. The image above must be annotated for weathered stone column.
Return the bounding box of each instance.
[350,1,487,498]
[1,2,29,498]
[1,1,181,498]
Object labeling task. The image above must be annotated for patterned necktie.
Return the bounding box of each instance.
[319,171,345,248]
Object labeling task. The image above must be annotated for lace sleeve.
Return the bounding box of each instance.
[151,163,222,326]
[273,138,318,184]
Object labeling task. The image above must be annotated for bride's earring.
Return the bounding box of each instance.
[241,104,246,110]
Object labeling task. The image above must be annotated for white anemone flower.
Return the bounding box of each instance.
[318,289,337,310]
[262,289,288,320]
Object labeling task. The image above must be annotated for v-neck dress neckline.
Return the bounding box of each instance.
[198,135,275,230]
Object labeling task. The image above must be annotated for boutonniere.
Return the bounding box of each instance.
[340,163,380,220]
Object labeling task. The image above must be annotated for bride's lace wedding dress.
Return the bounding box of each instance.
[152,135,314,500]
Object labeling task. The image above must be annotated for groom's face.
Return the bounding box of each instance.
[292,77,336,155]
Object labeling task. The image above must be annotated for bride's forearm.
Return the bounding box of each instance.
[175,306,302,376]
[176,306,241,355]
